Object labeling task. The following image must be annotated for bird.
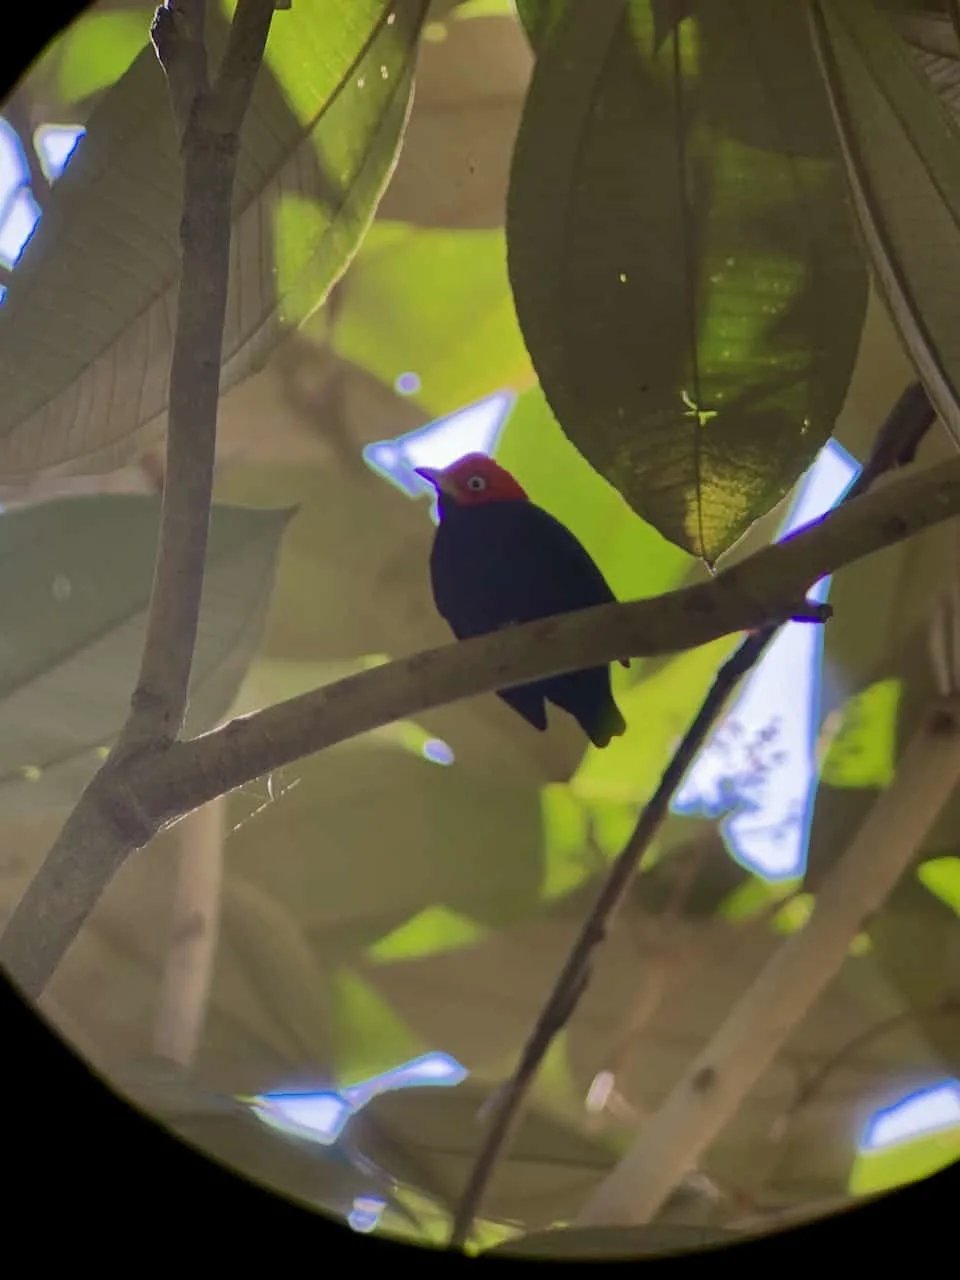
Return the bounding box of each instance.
[415,453,627,748]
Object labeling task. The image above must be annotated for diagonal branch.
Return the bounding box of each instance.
[575,695,960,1226]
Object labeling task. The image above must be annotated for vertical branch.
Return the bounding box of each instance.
[152,797,226,1068]
[123,0,274,749]
[575,697,960,1227]
[0,0,275,1000]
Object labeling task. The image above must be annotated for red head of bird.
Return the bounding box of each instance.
[414,453,528,508]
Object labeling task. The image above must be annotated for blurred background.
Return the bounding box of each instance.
[0,0,957,1251]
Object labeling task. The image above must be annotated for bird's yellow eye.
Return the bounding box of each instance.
[466,475,487,492]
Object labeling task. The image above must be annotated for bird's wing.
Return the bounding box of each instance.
[430,501,618,638]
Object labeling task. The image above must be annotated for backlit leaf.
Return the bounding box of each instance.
[820,678,902,789]
[331,222,534,416]
[507,0,866,561]
[0,0,426,480]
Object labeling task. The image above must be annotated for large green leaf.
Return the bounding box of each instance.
[496,385,693,603]
[809,0,960,448]
[0,0,426,481]
[0,495,289,814]
[507,0,866,562]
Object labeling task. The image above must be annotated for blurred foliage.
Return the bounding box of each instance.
[820,679,903,789]
[4,0,960,1251]
[331,222,534,415]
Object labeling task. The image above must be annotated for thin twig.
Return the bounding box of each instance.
[446,383,935,1248]
[122,0,273,750]
[576,695,960,1227]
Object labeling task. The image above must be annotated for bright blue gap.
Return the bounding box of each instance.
[422,738,455,766]
[349,1195,387,1233]
[34,125,85,182]
[861,1080,960,1150]
[0,118,84,285]
[244,1051,468,1146]
[363,390,515,523]
[672,440,861,880]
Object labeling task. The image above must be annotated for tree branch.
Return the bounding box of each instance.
[575,696,960,1227]
[0,392,950,999]
[124,0,273,749]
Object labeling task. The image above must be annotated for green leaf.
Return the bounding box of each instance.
[496,386,694,604]
[809,0,960,448]
[53,9,151,104]
[540,783,593,900]
[0,0,426,481]
[366,905,487,962]
[507,0,867,561]
[820,678,903,789]
[0,495,289,814]
[849,1126,960,1196]
[330,969,424,1085]
[917,856,960,916]
[331,222,534,416]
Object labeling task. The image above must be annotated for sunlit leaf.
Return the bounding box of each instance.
[331,969,425,1086]
[849,1126,960,1195]
[917,856,960,916]
[366,905,487,962]
[507,0,866,561]
[820,678,902,789]
[772,892,815,935]
[0,0,426,480]
[454,0,516,18]
[809,0,960,448]
[718,875,798,922]
[539,783,592,900]
[331,222,534,416]
[0,496,289,815]
[52,9,150,104]
[514,0,568,48]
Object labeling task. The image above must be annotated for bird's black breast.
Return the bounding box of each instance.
[429,500,617,639]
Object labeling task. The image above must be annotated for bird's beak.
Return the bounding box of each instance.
[414,466,451,494]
